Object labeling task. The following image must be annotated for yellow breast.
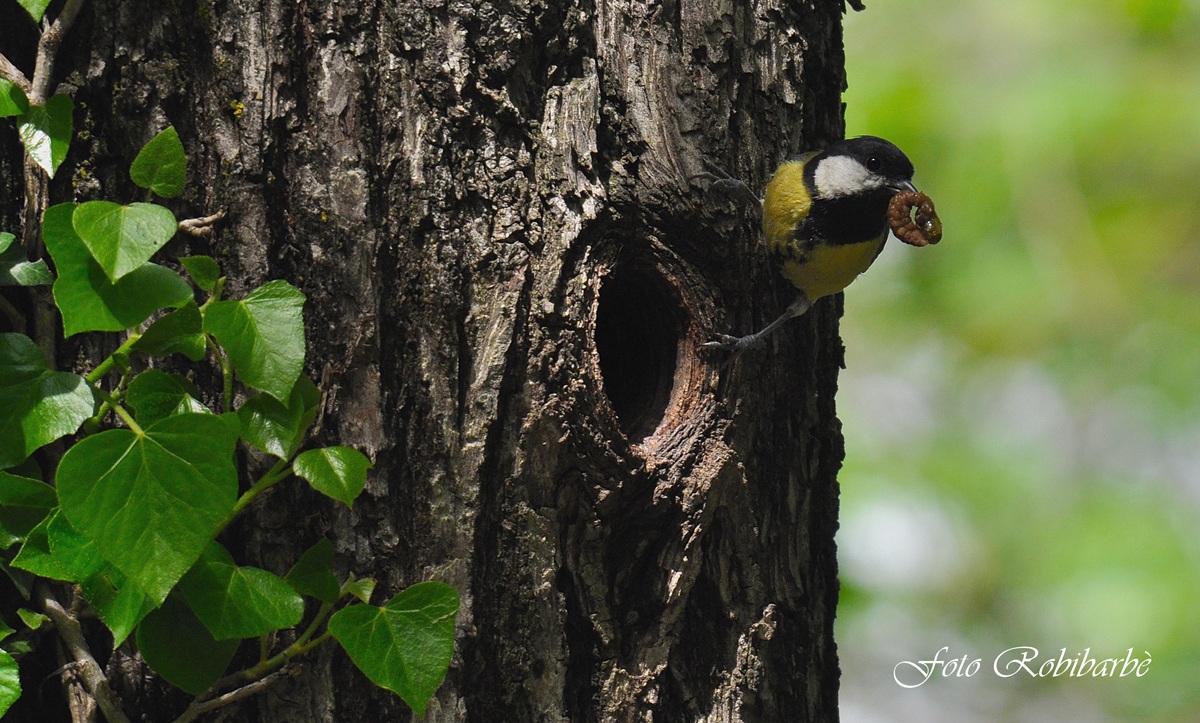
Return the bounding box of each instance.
[762,160,812,255]
[779,235,886,300]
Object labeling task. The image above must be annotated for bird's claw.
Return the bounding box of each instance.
[692,159,761,211]
[702,333,762,357]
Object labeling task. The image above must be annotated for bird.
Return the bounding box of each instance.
[702,136,921,356]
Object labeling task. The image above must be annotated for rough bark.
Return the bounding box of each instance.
[1,0,852,720]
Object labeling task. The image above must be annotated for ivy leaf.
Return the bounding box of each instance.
[180,255,221,292]
[16,609,48,630]
[329,581,460,717]
[237,374,319,459]
[72,201,178,282]
[0,472,56,550]
[133,302,206,361]
[43,204,192,336]
[0,231,53,286]
[179,541,304,640]
[285,538,340,604]
[126,369,210,427]
[56,413,239,604]
[0,333,95,469]
[0,78,30,117]
[0,648,18,718]
[16,0,52,22]
[9,513,64,579]
[80,565,158,646]
[137,595,238,695]
[10,509,155,644]
[10,511,89,582]
[204,280,306,402]
[17,94,72,177]
[130,126,186,198]
[293,447,371,508]
[44,511,156,643]
[341,574,376,604]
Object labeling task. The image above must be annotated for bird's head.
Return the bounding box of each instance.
[810,136,916,200]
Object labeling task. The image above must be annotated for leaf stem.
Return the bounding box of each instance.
[177,627,335,723]
[294,601,335,647]
[207,335,234,414]
[230,457,291,517]
[244,630,333,681]
[199,276,225,311]
[91,385,144,437]
[83,364,134,433]
[86,331,142,385]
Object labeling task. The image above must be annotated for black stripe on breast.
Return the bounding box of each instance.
[795,190,894,246]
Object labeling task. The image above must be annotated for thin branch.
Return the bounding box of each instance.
[0,293,26,331]
[29,0,88,104]
[178,210,227,238]
[173,669,291,723]
[0,52,31,94]
[36,585,132,723]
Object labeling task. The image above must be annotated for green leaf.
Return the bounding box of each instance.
[329,581,459,717]
[137,595,238,695]
[10,509,99,582]
[43,204,193,336]
[126,369,210,427]
[237,374,319,459]
[0,333,95,469]
[285,538,340,604]
[0,620,12,642]
[72,201,178,282]
[56,413,239,604]
[341,574,376,604]
[17,94,72,177]
[292,446,371,508]
[16,608,47,630]
[130,126,186,198]
[79,565,157,645]
[0,79,29,118]
[180,255,221,292]
[10,512,73,581]
[0,472,55,549]
[133,302,206,361]
[17,0,52,22]
[0,648,19,718]
[9,508,156,644]
[0,231,53,287]
[204,280,306,402]
[179,541,304,640]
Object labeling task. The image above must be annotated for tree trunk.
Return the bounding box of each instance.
[4,0,852,719]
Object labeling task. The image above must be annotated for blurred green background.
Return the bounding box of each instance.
[836,1,1200,720]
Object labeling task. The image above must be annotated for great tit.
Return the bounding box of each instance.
[705,135,919,355]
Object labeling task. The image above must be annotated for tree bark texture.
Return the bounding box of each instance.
[2,0,853,719]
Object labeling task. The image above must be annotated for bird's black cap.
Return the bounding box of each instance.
[825,135,915,186]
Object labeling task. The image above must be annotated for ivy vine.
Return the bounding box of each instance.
[0,2,458,719]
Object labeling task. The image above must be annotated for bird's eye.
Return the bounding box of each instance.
[865,156,882,172]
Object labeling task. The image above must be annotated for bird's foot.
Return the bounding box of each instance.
[702,332,763,359]
[692,159,761,211]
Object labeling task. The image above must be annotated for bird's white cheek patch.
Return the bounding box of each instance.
[813,156,882,198]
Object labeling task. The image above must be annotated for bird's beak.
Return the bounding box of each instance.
[891,180,918,193]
